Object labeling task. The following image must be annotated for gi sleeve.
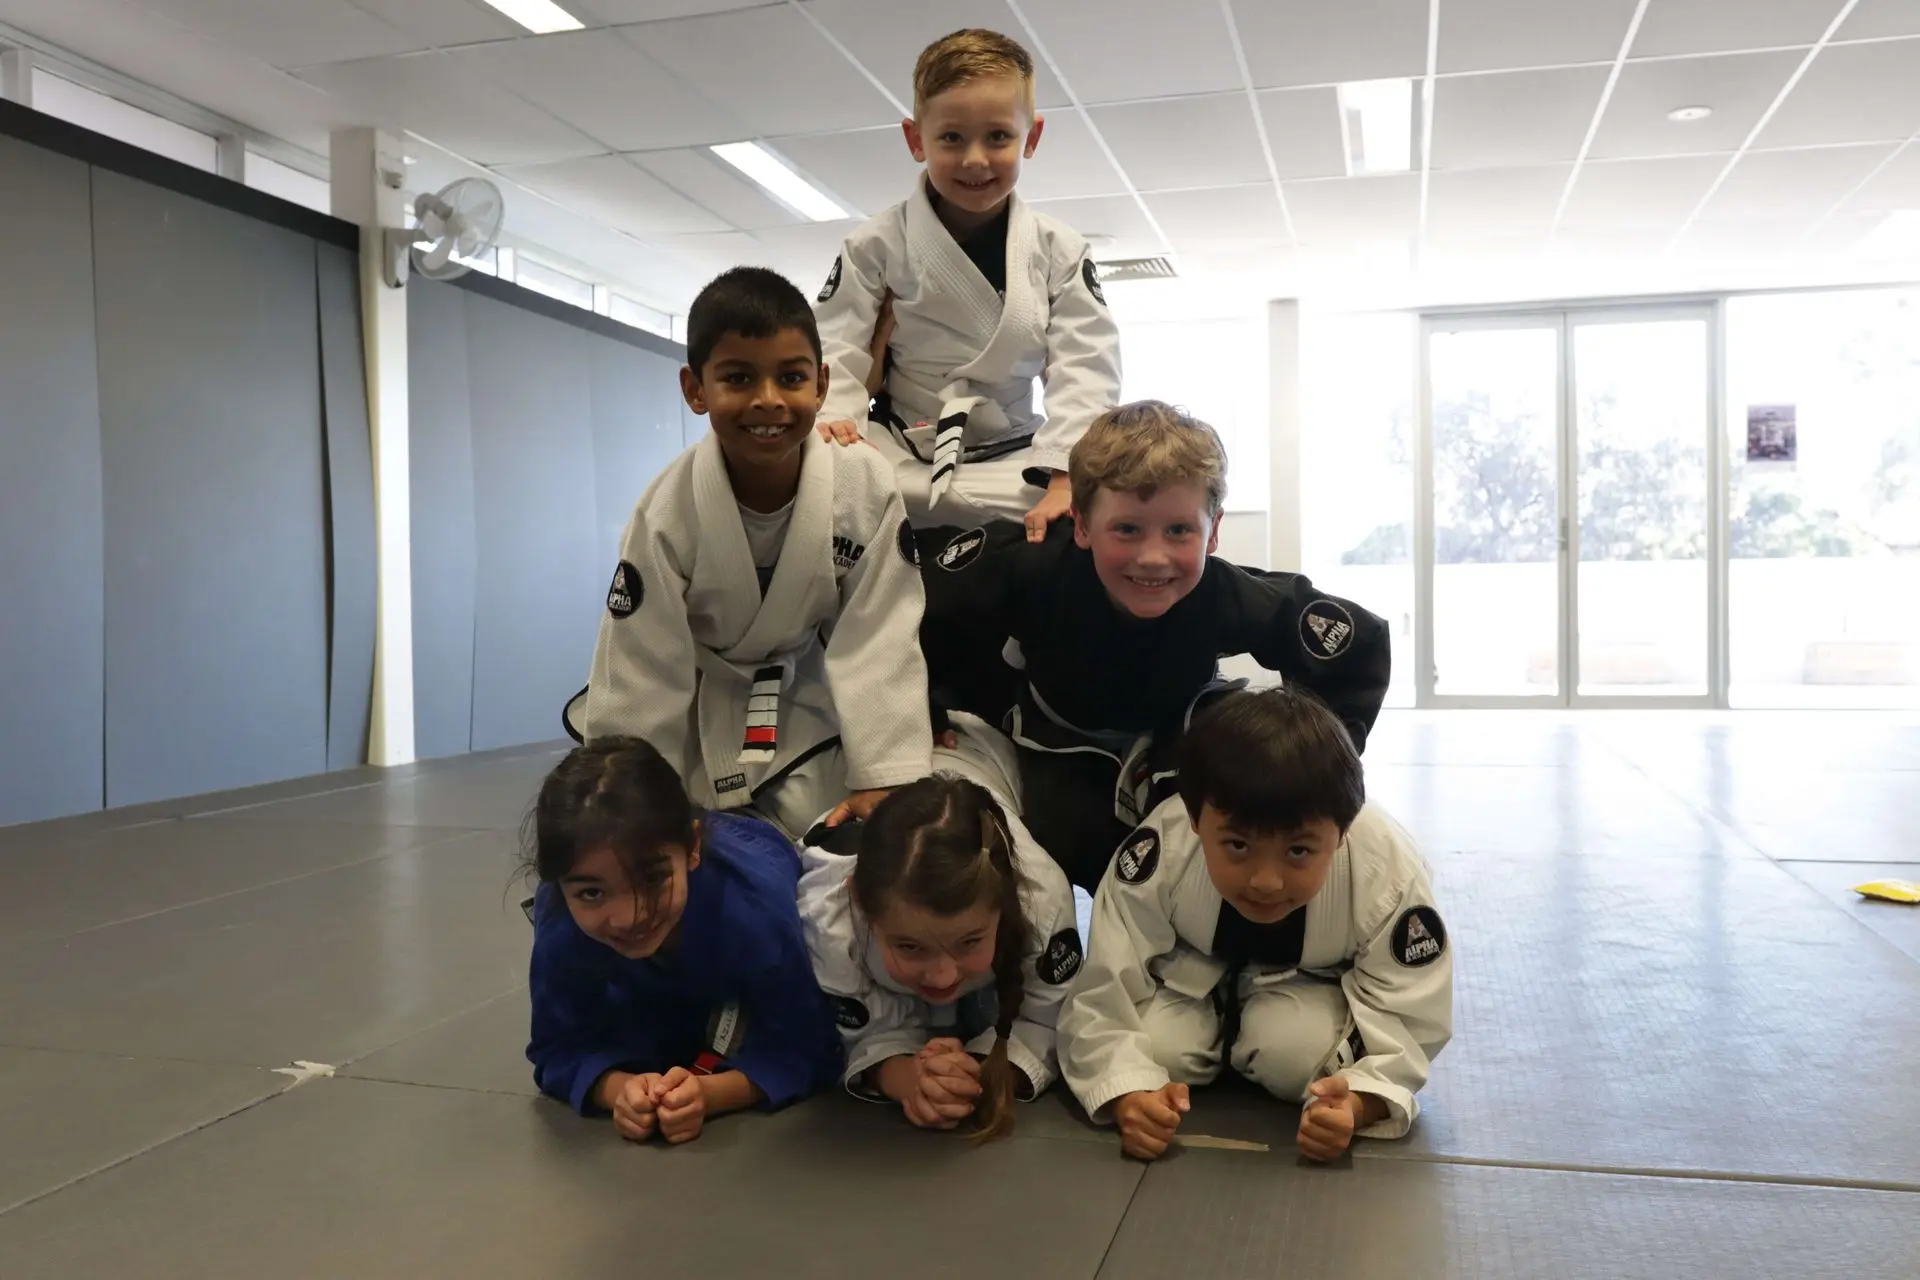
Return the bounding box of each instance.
[525,891,658,1116]
[1338,820,1453,1139]
[1030,248,1122,477]
[725,927,846,1110]
[814,238,889,432]
[962,848,1081,1098]
[1219,565,1393,752]
[915,522,1032,724]
[1057,820,1185,1122]
[582,504,698,778]
[825,499,933,791]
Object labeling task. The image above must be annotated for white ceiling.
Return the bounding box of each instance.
[4,0,1920,312]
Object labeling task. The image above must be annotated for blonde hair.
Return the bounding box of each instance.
[913,28,1036,119]
[1068,399,1228,518]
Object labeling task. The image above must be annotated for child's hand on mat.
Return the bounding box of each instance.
[1298,1075,1382,1162]
[816,418,866,446]
[610,1072,664,1142]
[899,1041,980,1129]
[655,1066,707,1145]
[1022,474,1074,542]
[1114,1083,1188,1160]
[824,788,892,828]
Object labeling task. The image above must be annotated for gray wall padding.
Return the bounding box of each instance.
[462,290,601,752]
[0,138,105,826]
[316,243,377,772]
[587,332,689,564]
[405,279,479,760]
[92,171,330,807]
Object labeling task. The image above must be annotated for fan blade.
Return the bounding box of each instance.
[421,237,457,272]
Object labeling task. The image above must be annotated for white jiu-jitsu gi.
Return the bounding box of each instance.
[814,180,1121,528]
[1059,795,1451,1140]
[569,429,932,837]
[796,715,1081,1098]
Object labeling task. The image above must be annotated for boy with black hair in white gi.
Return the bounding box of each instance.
[1059,686,1451,1163]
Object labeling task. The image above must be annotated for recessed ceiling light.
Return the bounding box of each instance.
[477,0,584,35]
[1667,105,1713,122]
[1338,78,1415,175]
[711,142,847,222]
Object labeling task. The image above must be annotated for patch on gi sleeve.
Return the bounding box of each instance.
[606,560,642,619]
[831,995,870,1030]
[1037,927,1084,985]
[1300,598,1355,660]
[1391,906,1447,968]
[896,518,919,567]
[1114,827,1161,885]
[818,254,843,302]
[1081,256,1106,306]
[936,526,987,572]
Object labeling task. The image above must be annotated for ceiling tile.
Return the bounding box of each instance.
[618,5,897,134]
[294,52,605,166]
[1015,110,1129,201]
[1281,173,1420,244]
[1559,154,1726,229]
[349,0,523,47]
[1025,194,1164,257]
[449,30,750,151]
[1836,1,1920,41]
[495,153,733,234]
[1702,143,1899,221]
[1231,0,1429,89]
[743,219,869,284]
[796,0,1071,111]
[1630,0,1837,57]
[574,1,778,21]
[1842,142,1920,210]
[139,0,425,68]
[1018,0,1242,103]
[630,148,806,230]
[1437,0,1640,74]
[1145,184,1292,250]
[1257,87,1349,180]
[1090,94,1270,190]
[1425,164,1571,242]
[1430,66,1612,170]
[1755,38,1920,148]
[656,229,776,278]
[1589,50,1801,159]
[764,128,920,215]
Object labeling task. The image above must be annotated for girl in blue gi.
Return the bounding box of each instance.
[524,736,843,1143]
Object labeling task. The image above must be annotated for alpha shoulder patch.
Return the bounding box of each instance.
[1082,256,1106,305]
[1300,598,1355,660]
[1391,906,1447,968]
[831,994,870,1030]
[606,560,642,619]
[936,526,987,572]
[818,255,843,303]
[1115,827,1161,885]
[1037,927,1084,986]
[896,518,919,567]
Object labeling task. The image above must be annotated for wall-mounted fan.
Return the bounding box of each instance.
[382,177,504,289]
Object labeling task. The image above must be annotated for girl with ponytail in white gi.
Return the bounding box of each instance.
[797,721,1081,1139]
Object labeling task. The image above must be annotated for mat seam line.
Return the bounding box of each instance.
[1357,1149,1920,1194]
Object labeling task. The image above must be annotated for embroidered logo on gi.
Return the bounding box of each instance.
[1300,599,1355,660]
[831,995,870,1030]
[606,561,641,618]
[897,519,920,567]
[818,254,843,302]
[1391,906,1447,968]
[714,773,748,795]
[1115,827,1160,885]
[937,527,987,572]
[832,535,866,571]
[1082,256,1106,306]
[1037,927,1084,985]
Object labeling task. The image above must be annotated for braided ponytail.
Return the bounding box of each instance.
[970,806,1029,1145]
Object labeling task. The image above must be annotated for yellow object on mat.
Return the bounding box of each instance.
[1852,879,1920,904]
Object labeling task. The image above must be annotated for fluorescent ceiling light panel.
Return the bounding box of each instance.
[1338,78,1414,176]
[477,0,584,35]
[1856,209,1920,260]
[711,141,847,222]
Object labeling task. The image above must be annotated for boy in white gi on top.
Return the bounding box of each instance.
[1059,687,1451,1163]
[796,716,1079,1141]
[567,267,931,839]
[813,28,1121,541]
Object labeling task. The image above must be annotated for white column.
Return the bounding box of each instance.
[0,47,33,106]
[1266,298,1304,573]
[330,128,416,767]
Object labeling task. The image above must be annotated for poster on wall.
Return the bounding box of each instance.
[1746,403,1797,471]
